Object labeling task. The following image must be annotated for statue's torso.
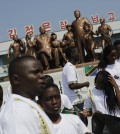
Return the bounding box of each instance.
[12,43,21,52]
[35,34,51,56]
[65,32,75,42]
[72,18,86,37]
[99,24,110,37]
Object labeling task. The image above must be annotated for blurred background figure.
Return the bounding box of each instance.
[51,33,67,68]
[72,10,93,63]
[25,33,36,58]
[33,26,52,70]
[96,18,112,49]
[8,34,26,60]
[83,24,98,61]
[62,24,76,48]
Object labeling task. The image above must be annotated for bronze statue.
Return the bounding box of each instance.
[25,33,36,58]
[8,34,26,59]
[51,33,67,68]
[83,24,98,61]
[62,25,76,48]
[96,18,112,49]
[72,10,93,63]
[33,26,52,70]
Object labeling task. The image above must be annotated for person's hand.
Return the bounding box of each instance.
[108,75,118,88]
[85,82,90,87]
[80,110,88,117]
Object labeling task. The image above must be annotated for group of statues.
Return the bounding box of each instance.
[8,10,113,70]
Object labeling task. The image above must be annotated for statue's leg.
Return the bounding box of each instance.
[59,48,67,64]
[91,43,96,61]
[77,39,85,63]
[14,52,20,59]
[53,48,60,68]
[40,53,50,70]
[106,37,112,46]
[83,39,92,62]
[102,39,106,49]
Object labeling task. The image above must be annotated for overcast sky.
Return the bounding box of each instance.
[0,0,120,42]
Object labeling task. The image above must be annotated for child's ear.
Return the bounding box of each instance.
[11,74,21,85]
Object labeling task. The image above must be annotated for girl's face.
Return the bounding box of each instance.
[40,87,61,115]
[95,74,105,90]
[106,49,117,65]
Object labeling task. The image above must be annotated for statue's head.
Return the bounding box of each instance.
[100,18,105,24]
[12,34,18,41]
[39,26,46,34]
[25,33,31,40]
[66,25,72,31]
[51,33,57,40]
[74,10,81,19]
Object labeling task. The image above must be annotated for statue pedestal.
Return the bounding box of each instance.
[44,60,99,74]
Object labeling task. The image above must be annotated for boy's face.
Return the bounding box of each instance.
[41,87,61,115]
[72,49,80,63]
[17,59,45,97]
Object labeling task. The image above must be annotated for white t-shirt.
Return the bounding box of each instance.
[53,114,90,134]
[61,94,73,110]
[0,94,54,134]
[84,87,120,117]
[105,61,120,90]
[62,62,81,103]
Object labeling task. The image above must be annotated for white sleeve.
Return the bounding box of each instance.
[66,66,77,84]
[61,94,73,109]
